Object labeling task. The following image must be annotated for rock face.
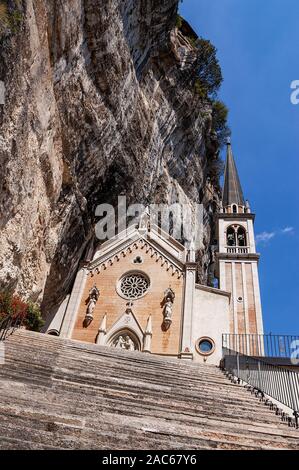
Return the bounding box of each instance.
[0,0,220,317]
[1,329,299,450]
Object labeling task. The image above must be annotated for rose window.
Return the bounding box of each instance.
[119,273,150,299]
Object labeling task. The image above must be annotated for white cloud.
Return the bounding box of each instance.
[281,226,294,234]
[256,232,276,244]
[256,226,295,245]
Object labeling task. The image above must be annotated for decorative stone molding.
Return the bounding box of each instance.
[138,207,151,234]
[105,304,144,350]
[89,237,184,280]
[96,313,107,345]
[180,262,197,357]
[116,271,150,300]
[60,268,88,338]
[195,337,215,356]
[179,347,194,361]
[143,315,152,353]
[188,240,196,263]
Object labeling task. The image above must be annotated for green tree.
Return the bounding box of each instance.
[0,1,9,35]
[0,0,22,37]
[0,291,44,331]
[25,303,45,332]
[212,100,231,147]
[195,39,223,98]
[175,14,183,29]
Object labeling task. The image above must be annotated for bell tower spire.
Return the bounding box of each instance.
[216,138,264,336]
[222,139,246,214]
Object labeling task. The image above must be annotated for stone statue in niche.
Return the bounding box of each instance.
[84,285,100,326]
[113,334,136,351]
[164,299,173,321]
[162,288,175,330]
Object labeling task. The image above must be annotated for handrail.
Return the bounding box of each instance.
[222,347,299,427]
[223,333,299,359]
[0,313,25,341]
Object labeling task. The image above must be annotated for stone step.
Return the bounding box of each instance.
[0,329,298,450]
[0,400,293,451]
[0,363,279,419]
[0,379,284,431]
[0,400,296,451]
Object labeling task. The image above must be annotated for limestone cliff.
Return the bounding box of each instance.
[0,0,222,317]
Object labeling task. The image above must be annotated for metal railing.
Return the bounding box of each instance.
[223,347,299,426]
[223,333,299,359]
[0,313,25,341]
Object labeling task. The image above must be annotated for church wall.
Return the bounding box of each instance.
[192,286,230,365]
[224,262,235,333]
[220,259,262,339]
[71,246,184,356]
[45,294,70,335]
[251,261,264,335]
[245,263,258,334]
[236,262,246,333]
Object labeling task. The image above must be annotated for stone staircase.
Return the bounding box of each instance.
[0,330,298,450]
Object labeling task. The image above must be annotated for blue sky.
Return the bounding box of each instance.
[180,0,299,334]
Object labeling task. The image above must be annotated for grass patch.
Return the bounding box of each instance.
[0,1,22,37]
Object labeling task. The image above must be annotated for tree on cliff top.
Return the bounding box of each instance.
[195,38,223,98]
[212,100,231,147]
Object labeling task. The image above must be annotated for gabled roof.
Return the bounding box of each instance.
[89,224,186,276]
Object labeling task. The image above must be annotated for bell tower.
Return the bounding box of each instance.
[216,140,264,335]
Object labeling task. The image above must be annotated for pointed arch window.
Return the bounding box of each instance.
[226,225,248,248]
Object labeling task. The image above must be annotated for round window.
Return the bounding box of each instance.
[196,337,215,356]
[117,271,150,300]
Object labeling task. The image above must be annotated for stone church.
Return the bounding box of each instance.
[46,141,264,365]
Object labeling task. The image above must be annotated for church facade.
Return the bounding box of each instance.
[46,142,264,365]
